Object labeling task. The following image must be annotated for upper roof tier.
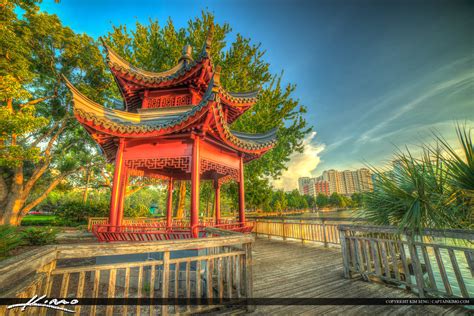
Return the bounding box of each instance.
[103,28,259,122]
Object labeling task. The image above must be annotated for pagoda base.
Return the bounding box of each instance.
[92,221,254,242]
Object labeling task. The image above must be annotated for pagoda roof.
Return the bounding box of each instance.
[64,75,277,161]
[103,30,214,112]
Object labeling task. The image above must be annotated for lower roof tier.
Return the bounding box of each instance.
[65,78,277,162]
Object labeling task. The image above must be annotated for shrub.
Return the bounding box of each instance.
[54,200,109,226]
[0,225,23,259]
[22,227,59,246]
[21,215,57,226]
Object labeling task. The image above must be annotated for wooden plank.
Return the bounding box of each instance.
[137,266,143,316]
[370,240,382,277]
[380,241,391,279]
[72,272,85,315]
[123,267,130,316]
[465,250,474,277]
[90,270,100,316]
[433,246,453,296]
[162,251,170,316]
[106,269,116,316]
[448,249,469,298]
[421,245,437,292]
[339,229,350,278]
[387,241,400,282]
[398,241,411,286]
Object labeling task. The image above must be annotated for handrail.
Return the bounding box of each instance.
[0,232,255,315]
[338,224,474,300]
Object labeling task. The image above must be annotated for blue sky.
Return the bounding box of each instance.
[41,0,473,189]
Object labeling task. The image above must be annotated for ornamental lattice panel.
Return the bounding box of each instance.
[200,158,239,182]
[125,157,191,172]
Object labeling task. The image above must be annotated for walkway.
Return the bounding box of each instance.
[246,237,465,315]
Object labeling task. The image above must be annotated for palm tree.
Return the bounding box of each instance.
[360,125,473,231]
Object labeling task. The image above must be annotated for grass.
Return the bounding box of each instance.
[21,215,57,226]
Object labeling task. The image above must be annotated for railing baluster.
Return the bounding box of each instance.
[448,249,469,298]
[433,246,452,296]
[421,245,437,292]
[387,241,400,282]
[106,269,116,316]
[90,270,100,316]
[162,251,170,316]
[74,271,85,315]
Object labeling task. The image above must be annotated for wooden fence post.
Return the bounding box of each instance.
[406,232,425,298]
[339,226,351,278]
[162,251,170,316]
[282,219,286,241]
[244,242,255,312]
[322,219,328,248]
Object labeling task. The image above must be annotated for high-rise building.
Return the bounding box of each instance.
[342,170,356,195]
[314,180,330,196]
[322,169,339,194]
[298,168,373,197]
[298,177,315,196]
[356,168,373,192]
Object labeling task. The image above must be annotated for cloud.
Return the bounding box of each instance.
[272,132,325,191]
[358,67,474,144]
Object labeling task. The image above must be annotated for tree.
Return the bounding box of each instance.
[361,125,473,231]
[0,2,112,225]
[351,193,364,208]
[104,12,310,213]
[316,194,329,208]
[329,193,344,208]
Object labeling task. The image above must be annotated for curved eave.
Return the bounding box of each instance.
[64,77,215,138]
[212,102,277,154]
[217,87,259,124]
[104,43,212,88]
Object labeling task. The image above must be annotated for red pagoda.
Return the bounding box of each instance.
[65,29,277,239]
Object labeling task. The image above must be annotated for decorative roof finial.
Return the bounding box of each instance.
[212,65,221,93]
[201,24,214,57]
[179,44,194,64]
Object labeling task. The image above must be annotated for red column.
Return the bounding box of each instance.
[238,156,246,224]
[190,135,201,237]
[115,168,128,227]
[109,139,126,227]
[166,178,173,228]
[214,180,221,225]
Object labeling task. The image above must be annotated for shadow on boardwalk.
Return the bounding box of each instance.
[245,238,466,315]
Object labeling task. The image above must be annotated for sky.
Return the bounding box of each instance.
[40,0,474,190]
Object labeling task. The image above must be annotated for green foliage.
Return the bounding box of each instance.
[360,126,473,231]
[21,215,57,226]
[22,226,58,246]
[316,193,329,208]
[54,200,108,226]
[0,225,23,259]
[329,192,345,208]
[351,193,364,208]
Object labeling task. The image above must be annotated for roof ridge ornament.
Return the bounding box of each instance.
[179,45,194,64]
[201,24,214,58]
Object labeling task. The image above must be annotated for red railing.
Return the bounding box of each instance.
[92,220,253,242]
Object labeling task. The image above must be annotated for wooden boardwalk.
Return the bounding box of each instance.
[244,237,466,315]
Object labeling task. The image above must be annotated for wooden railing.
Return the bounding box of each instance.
[0,228,254,315]
[87,217,237,231]
[339,225,474,299]
[251,217,359,247]
[92,222,254,242]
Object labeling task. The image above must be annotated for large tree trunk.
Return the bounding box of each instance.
[0,165,24,226]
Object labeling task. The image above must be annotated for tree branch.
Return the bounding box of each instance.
[20,167,84,216]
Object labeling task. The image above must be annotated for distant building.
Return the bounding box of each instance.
[314,180,330,196]
[342,170,356,195]
[299,167,373,197]
[298,177,315,196]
